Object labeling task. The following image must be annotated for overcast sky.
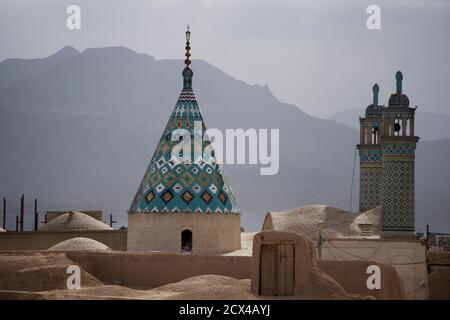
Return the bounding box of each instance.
[1,0,449,118]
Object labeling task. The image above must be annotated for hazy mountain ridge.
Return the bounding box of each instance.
[0,46,80,89]
[0,47,449,232]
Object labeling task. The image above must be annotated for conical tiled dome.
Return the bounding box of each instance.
[128,65,238,214]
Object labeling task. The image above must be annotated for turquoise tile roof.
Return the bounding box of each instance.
[128,66,239,214]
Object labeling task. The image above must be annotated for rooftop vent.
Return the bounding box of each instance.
[359,223,372,237]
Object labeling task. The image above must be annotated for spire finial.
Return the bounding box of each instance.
[185,25,191,67]
[372,83,379,105]
[395,71,403,94]
[182,26,193,89]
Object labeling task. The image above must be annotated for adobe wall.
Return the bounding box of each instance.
[320,239,427,299]
[66,251,251,288]
[127,212,241,254]
[0,248,405,299]
[250,231,318,296]
[66,250,403,299]
[0,230,127,250]
[428,267,450,300]
[428,251,450,300]
[249,231,405,299]
[317,260,405,300]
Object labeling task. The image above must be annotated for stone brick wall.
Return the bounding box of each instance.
[127,212,241,254]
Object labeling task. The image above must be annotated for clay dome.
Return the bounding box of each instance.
[39,211,112,232]
[263,204,381,240]
[365,104,383,117]
[365,84,383,116]
[48,237,111,251]
[388,71,410,106]
[388,93,409,106]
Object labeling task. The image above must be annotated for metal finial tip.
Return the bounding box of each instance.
[395,71,403,93]
[372,83,379,105]
[184,26,192,68]
[372,83,379,93]
[185,25,191,42]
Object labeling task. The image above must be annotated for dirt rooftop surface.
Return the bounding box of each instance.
[0,251,370,300]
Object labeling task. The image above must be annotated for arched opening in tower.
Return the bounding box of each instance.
[372,127,379,144]
[181,229,193,254]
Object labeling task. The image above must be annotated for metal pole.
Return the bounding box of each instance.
[20,194,24,231]
[426,224,430,274]
[34,199,38,231]
[109,213,117,228]
[15,216,19,232]
[2,197,6,230]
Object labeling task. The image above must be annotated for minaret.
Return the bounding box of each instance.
[357,84,383,212]
[127,27,241,254]
[380,71,419,238]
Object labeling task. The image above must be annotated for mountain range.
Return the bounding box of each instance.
[0,46,449,232]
